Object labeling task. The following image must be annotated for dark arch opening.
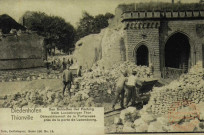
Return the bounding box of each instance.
[136,45,149,66]
[165,33,190,72]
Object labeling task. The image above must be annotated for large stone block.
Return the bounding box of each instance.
[120,107,138,123]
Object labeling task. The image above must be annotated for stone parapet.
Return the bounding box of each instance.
[122,10,204,21]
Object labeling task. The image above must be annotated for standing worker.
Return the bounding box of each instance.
[62,57,67,70]
[112,71,128,110]
[125,70,138,108]
[62,65,73,97]
[70,58,74,65]
[67,59,71,66]
[77,66,82,77]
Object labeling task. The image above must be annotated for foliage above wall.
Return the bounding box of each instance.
[20,11,76,54]
[76,12,114,40]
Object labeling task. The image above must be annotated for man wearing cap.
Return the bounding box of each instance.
[62,65,73,97]
[125,70,138,107]
[112,71,128,110]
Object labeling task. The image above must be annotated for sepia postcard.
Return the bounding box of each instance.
[0,0,204,134]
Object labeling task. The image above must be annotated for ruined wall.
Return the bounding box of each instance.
[73,7,127,70]
[73,23,127,70]
[0,33,44,69]
[73,32,104,69]
[98,27,126,69]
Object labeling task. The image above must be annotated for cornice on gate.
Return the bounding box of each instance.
[122,10,204,21]
[124,21,160,30]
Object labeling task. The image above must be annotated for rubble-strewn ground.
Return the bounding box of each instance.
[0,68,61,82]
[0,61,152,108]
[1,61,204,133]
[105,63,204,133]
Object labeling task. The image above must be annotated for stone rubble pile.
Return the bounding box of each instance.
[1,86,98,108]
[108,63,204,133]
[1,61,152,108]
[109,61,153,79]
[149,63,204,115]
[1,88,65,108]
[111,102,204,133]
[72,61,153,106]
[0,69,61,82]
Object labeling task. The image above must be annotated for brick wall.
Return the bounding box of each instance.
[124,19,204,77]
[124,22,160,76]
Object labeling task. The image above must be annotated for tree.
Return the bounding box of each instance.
[21,11,76,55]
[76,11,114,40]
[76,12,95,39]
[93,14,109,33]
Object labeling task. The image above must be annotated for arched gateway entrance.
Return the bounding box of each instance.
[136,45,149,66]
[164,33,190,78]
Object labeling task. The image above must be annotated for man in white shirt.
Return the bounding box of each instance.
[125,70,138,107]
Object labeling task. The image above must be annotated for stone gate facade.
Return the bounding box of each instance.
[122,10,204,78]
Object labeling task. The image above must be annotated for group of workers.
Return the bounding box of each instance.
[61,60,142,109]
[62,58,74,70]
[45,57,74,71]
[112,70,142,110]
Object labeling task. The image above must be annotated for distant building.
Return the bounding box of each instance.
[0,32,44,69]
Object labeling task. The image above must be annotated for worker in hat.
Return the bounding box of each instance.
[112,71,128,110]
[125,70,138,107]
[62,65,73,97]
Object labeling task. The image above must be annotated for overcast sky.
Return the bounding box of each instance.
[0,0,200,26]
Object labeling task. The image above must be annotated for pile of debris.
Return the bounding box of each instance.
[149,63,204,115]
[1,61,153,108]
[0,69,61,82]
[109,61,153,79]
[74,62,153,105]
[110,103,204,133]
[1,88,65,108]
[107,63,204,133]
[1,87,96,108]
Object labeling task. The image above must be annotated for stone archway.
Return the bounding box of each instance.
[164,32,190,76]
[136,45,149,66]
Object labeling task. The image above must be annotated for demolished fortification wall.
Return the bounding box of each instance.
[73,32,104,69]
[73,26,126,69]
[73,7,126,69]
